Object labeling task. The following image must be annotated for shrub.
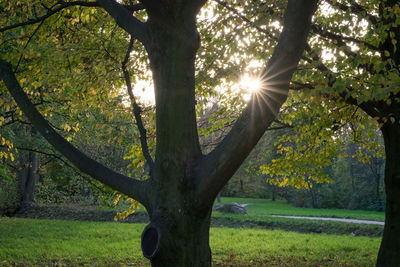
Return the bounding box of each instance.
[0,173,19,216]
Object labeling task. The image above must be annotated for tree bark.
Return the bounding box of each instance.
[350,160,356,194]
[143,194,212,267]
[271,185,276,201]
[24,151,37,203]
[377,122,400,266]
[141,4,210,265]
[18,151,38,205]
[375,173,381,202]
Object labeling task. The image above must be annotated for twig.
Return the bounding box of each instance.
[121,36,155,172]
[15,20,45,72]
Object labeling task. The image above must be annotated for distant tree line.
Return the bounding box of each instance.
[222,127,385,211]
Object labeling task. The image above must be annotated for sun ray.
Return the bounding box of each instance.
[240,74,262,94]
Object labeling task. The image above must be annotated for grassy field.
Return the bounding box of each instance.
[0,217,380,266]
[216,197,385,221]
[211,213,383,237]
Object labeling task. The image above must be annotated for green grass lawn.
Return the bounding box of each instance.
[0,217,380,266]
[216,197,385,221]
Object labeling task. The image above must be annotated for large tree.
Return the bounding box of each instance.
[0,0,317,265]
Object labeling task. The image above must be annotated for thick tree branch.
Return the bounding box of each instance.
[290,80,314,90]
[304,45,386,118]
[0,1,96,32]
[272,119,293,129]
[97,0,149,46]
[140,0,205,18]
[0,1,145,33]
[139,0,166,17]
[325,0,378,25]
[122,37,155,173]
[292,53,384,120]
[195,0,319,206]
[0,59,149,205]
[310,24,379,52]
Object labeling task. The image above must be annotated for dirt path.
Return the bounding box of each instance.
[271,215,384,225]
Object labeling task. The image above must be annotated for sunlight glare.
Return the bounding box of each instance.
[240,74,262,94]
[134,79,155,105]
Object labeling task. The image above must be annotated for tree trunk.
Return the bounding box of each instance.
[143,9,209,266]
[375,168,381,203]
[349,159,356,194]
[24,152,37,203]
[18,151,38,205]
[143,199,212,267]
[310,187,317,208]
[271,185,276,201]
[377,122,400,266]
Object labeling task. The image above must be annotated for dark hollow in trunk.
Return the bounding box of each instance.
[142,224,161,259]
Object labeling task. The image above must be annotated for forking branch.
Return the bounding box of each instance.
[98,0,150,46]
[195,0,319,206]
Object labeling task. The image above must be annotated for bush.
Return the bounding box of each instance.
[34,175,98,205]
[0,176,20,216]
[367,199,385,212]
[347,192,373,210]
